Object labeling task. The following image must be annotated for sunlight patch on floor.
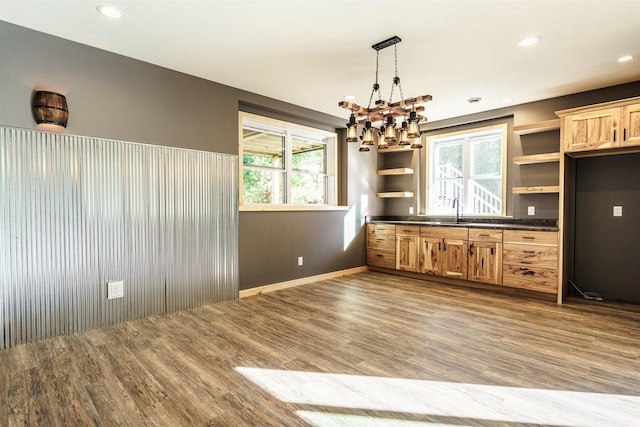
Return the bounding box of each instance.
[297,411,463,427]
[236,367,640,426]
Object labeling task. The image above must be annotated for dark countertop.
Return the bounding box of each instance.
[366,216,558,232]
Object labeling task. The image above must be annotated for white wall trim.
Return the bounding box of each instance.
[239,266,368,298]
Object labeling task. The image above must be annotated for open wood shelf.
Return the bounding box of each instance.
[376,191,414,198]
[513,152,561,165]
[512,186,560,194]
[378,145,414,153]
[513,119,560,135]
[377,168,415,176]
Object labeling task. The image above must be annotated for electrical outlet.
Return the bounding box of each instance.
[298,256,304,266]
[613,205,622,217]
[107,280,124,299]
[528,206,535,216]
[409,207,414,215]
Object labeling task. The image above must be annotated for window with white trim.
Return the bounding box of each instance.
[239,112,338,208]
[426,124,507,216]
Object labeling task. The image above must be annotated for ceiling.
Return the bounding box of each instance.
[1,0,639,123]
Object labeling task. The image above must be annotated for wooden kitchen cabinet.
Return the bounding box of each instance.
[621,103,640,147]
[441,239,468,279]
[561,107,619,152]
[366,224,396,269]
[502,230,558,294]
[468,228,502,285]
[419,226,468,280]
[419,237,441,275]
[396,225,420,272]
[557,97,640,153]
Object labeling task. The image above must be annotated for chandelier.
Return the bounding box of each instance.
[339,36,431,151]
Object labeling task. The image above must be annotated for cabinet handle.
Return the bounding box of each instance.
[443,242,447,251]
[522,250,535,254]
[376,239,384,242]
[613,129,617,142]
[522,236,535,240]
[438,242,441,251]
[376,254,384,257]
[479,234,490,237]
[490,247,494,255]
[469,243,473,256]
[624,128,627,141]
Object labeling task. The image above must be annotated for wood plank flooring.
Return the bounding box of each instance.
[1,271,639,426]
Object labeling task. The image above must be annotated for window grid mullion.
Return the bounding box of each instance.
[284,129,293,204]
[462,137,471,214]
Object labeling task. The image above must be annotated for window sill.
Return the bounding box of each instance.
[240,205,349,212]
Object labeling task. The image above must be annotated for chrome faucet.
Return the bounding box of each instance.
[452,198,461,223]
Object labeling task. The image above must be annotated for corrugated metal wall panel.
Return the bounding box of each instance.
[0,127,238,350]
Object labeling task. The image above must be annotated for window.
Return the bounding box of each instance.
[426,124,507,216]
[239,112,338,209]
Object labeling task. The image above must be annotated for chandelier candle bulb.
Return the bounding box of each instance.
[362,121,375,145]
[383,116,397,142]
[346,113,358,142]
[398,121,410,145]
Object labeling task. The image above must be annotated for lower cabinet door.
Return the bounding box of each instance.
[469,241,502,285]
[419,237,441,275]
[442,239,468,279]
[396,235,419,272]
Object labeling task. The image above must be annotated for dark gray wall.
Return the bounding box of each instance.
[574,154,640,302]
[0,21,380,291]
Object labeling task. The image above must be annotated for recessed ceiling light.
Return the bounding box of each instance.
[503,98,513,103]
[467,97,482,104]
[517,36,540,47]
[343,95,356,101]
[97,5,123,19]
[618,55,633,63]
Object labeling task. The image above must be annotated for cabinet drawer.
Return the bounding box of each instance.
[503,230,558,246]
[469,228,503,243]
[503,265,557,294]
[420,226,468,240]
[367,234,395,252]
[503,244,558,269]
[395,225,420,236]
[367,250,396,269]
[367,223,395,236]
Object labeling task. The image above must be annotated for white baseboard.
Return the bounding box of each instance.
[239,266,368,298]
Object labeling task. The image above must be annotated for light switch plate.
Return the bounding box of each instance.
[527,206,535,216]
[613,205,622,217]
[298,256,304,266]
[409,207,414,215]
[107,280,124,299]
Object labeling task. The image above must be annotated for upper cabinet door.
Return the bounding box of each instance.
[563,107,620,152]
[621,103,640,147]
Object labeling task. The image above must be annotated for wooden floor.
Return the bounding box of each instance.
[1,271,639,426]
